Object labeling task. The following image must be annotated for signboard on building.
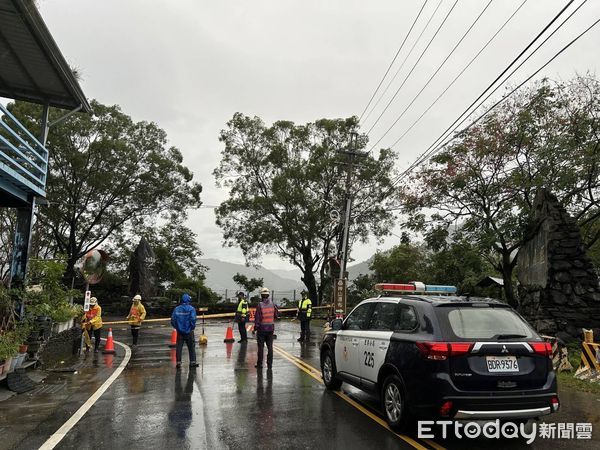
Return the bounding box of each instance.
[334,278,346,316]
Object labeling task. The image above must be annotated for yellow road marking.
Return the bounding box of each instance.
[273,345,438,450]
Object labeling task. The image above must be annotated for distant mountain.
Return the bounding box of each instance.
[200,259,304,298]
[270,267,303,280]
[347,258,373,280]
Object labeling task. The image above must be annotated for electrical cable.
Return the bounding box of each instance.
[394,7,600,188]
[366,0,460,136]
[358,0,429,123]
[367,0,494,153]
[361,0,444,126]
[383,0,529,152]
[355,6,599,219]
[388,0,576,170]
[392,0,588,186]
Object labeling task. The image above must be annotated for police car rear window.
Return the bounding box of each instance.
[441,307,535,340]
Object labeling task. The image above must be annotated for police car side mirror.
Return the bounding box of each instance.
[331,319,343,331]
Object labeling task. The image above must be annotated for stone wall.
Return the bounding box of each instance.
[37,327,82,368]
[517,189,600,342]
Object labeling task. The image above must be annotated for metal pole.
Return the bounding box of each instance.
[79,282,89,355]
[340,195,353,281]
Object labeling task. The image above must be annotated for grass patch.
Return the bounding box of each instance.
[556,342,600,396]
[558,371,600,395]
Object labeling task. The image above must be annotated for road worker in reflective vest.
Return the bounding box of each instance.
[235,291,249,343]
[82,297,103,353]
[297,290,312,342]
[254,287,277,369]
[127,294,147,346]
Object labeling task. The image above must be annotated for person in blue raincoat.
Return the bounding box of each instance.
[171,293,199,369]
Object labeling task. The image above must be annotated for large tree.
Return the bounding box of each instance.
[6,100,202,280]
[214,114,397,304]
[401,76,600,306]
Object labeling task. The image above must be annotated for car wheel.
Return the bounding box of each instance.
[321,349,342,390]
[381,374,409,431]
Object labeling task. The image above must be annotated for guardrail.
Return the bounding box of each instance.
[0,103,48,197]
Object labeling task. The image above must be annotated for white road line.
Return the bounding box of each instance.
[39,339,132,450]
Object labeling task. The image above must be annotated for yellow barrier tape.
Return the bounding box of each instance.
[102,305,332,325]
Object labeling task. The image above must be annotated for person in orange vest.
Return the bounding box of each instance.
[126,294,147,346]
[82,297,103,353]
[254,287,278,370]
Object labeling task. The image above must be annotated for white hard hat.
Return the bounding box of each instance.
[89,297,98,305]
[133,295,141,301]
[260,287,270,295]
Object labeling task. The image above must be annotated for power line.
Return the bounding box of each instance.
[392,0,586,184]
[367,0,494,153]
[361,0,444,126]
[355,4,597,220]
[393,4,597,189]
[390,0,576,171]
[358,0,429,123]
[366,0,460,137]
[386,0,529,152]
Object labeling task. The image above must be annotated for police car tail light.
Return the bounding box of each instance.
[530,342,552,357]
[439,400,453,417]
[416,342,473,360]
[551,396,560,412]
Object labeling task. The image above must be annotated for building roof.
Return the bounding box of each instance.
[0,0,91,112]
[476,276,505,288]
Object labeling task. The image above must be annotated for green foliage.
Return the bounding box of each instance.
[370,244,427,284]
[401,76,600,305]
[214,113,398,304]
[0,330,20,360]
[232,273,263,292]
[26,259,80,323]
[348,274,377,308]
[5,100,202,278]
[349,236,494,305]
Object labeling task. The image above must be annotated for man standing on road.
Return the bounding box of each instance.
[171,293,199,369]
[254,287,277,370]
[296,290,312,342]
[235,291,249,343]
[82,297,103,353]
[127,294,147,346]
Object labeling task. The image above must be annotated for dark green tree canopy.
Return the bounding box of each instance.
[401,76,600,306]
[232,273,263,292]
[214,113,398,304]
[6,100,202,278]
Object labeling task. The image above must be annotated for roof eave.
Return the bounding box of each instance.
[12,0,91,113]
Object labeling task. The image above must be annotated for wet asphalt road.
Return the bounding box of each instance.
[2,319,600,449]
[52,321,413,450]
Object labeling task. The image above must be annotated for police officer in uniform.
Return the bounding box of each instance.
[254,287,277,369]
[235,291,249,343]
[297,290,312,342]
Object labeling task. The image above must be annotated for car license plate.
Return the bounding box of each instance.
[486,356,519,372]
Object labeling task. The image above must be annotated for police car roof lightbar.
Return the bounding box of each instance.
[374,282,457,294]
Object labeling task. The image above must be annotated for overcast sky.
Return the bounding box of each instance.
[35,0,600,270]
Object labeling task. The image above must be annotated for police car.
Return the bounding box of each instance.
[320,282,559,431]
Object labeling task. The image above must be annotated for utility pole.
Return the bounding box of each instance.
[335,132,366,318]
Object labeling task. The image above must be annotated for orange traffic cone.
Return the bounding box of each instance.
[102,328,116,354]
[224,324,235,343]
[168,329,177,348]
